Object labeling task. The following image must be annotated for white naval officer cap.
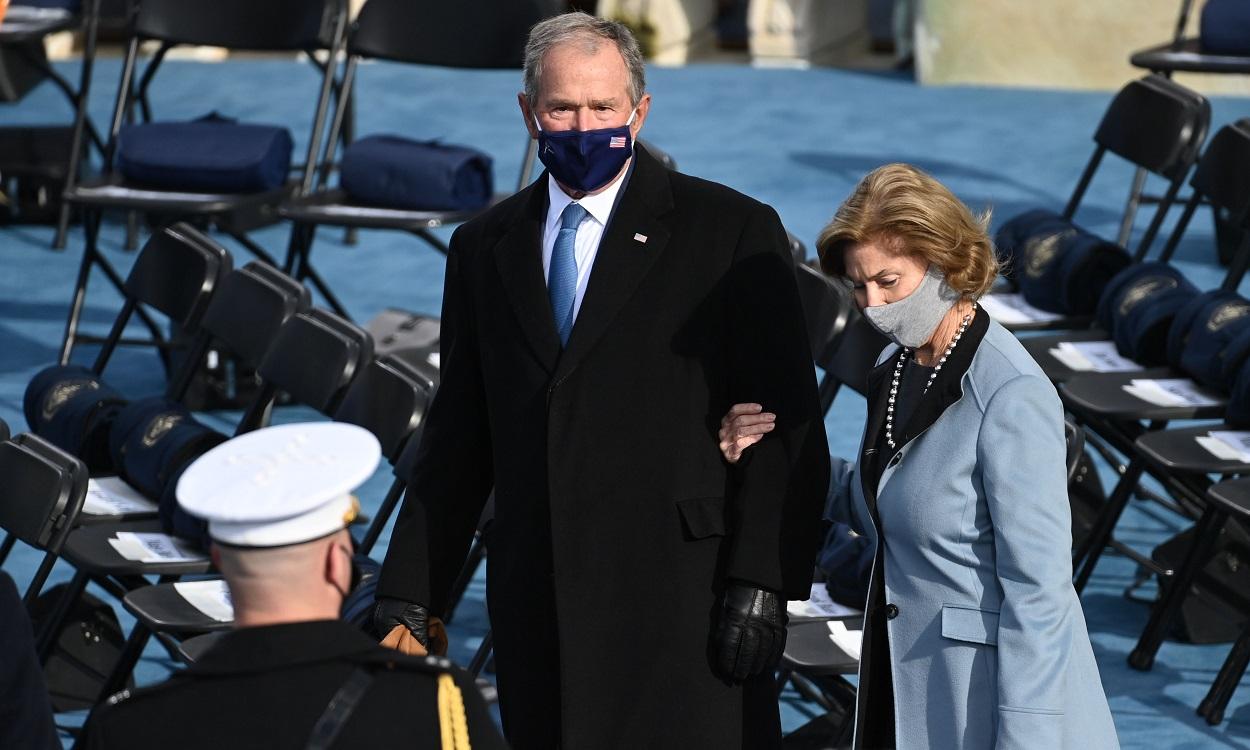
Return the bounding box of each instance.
[176,422,381,547]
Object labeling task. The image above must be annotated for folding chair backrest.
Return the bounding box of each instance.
[350,0,557,67]
[0,434,87,553]
[1092,75,1209,183]
[1064,418,1084,484]
[639,140,678,172]
[332,354,433,464]
[1154,120,1250,289]
[198,262,312,369]
[134,0,337,50]
[796,263,855,370]
[91,222,233,375]
[255,308,374,417]
[123,223,232,333]
[1190,119,1250,226]
[825,315,890,399]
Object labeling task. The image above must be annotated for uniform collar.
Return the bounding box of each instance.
[188,619,381,676]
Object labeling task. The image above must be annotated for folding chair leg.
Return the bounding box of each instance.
[412,227,450,255]
[0,532,16,566]
[469,630,493,677]
[443,535,485,625]
[818,374,841,415]
[125,211,140,251]
[1116,167,1148,249]
[54,204,74,251]
[59,210,104,364]
[1199,621,1250,725]
[36,570,90,661]
[291,228,352,320]
[1073,457,1146,593]
[357,481,404,556]
[227,231,280,268]
[95,624,150,705]
[1129,505,1227,671]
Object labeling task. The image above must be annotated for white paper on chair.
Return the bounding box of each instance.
[827,620,863,661]
[427,351,441,369]
[787,583,862,620]
[1202,431,1250,463]
[174,580,234,623]
[979,293,1064,325]
[82,477,159,516]
[1121,378,1225,408]
[1048,341,1143,373]
[108,532,208,563]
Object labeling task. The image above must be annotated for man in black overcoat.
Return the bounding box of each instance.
[374,12,830,749]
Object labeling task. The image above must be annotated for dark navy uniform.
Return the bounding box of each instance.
[79,619,506,750]
[0,572,59,750]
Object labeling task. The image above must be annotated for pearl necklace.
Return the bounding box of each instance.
[884,307,975,451]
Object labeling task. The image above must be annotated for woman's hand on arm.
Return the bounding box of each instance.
[718,403,777,464]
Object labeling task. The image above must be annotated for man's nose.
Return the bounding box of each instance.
[573,108,596,131]
[864,285,884,307]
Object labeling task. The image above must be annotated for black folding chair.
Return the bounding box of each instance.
[58,0,348,364]
[277,0,557,318]
[0,224,230,558]
[1,0,109,247]
[794,263,888,414]
[984,75,1209,332]
[0,433,88,606]
[1055,121,1250,594]
[116,353,434,664]
[776,617,861,745]
[1191,478,1250,724]
[60,305,376,705]
[1132,0,1250,77]
[1022,118,1250,386]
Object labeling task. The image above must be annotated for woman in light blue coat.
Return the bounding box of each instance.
[720,164,1118,749]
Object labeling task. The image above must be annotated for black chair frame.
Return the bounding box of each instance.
[277,0,560,318]
[58,0,349,365]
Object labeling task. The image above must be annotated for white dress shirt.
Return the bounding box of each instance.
[542,170,627,324]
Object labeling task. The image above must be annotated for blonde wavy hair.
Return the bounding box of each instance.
[816,163,998,299]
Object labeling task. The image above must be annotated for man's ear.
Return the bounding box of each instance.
[325,535,350,591]
[629,93,652,140]
[519,93,540,139]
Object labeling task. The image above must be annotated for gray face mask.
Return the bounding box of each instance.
[862,266,961,349]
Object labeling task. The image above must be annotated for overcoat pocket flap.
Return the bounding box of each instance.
[941,604,1000,646]
[675,496,726,539]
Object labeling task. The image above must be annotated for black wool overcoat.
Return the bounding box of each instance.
[377,145,830,749]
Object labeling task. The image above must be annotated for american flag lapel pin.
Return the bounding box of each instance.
[633,233,648,243]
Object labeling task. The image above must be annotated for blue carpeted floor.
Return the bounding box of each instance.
[4,56,1250,747]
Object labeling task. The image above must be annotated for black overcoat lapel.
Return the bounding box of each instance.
[492,182,561,375]
[553,147,675,384]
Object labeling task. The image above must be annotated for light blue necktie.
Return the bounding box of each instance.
[549,202,588,347]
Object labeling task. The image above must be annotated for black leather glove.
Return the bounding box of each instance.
[713,582,788,683]
[372,596,431,647]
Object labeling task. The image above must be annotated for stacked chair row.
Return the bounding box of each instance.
[984,73,1210,332]
[5,224,444,715]
[990,107,1250,724]
[58,0,559,366]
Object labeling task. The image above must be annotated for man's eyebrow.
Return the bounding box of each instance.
[543,97,579,108]
[588,97,620,108]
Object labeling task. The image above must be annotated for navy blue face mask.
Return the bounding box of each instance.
[534,110,637,193]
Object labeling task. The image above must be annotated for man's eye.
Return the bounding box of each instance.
[880,279,897,288]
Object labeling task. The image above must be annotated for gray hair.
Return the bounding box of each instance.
[523,12,646,108]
